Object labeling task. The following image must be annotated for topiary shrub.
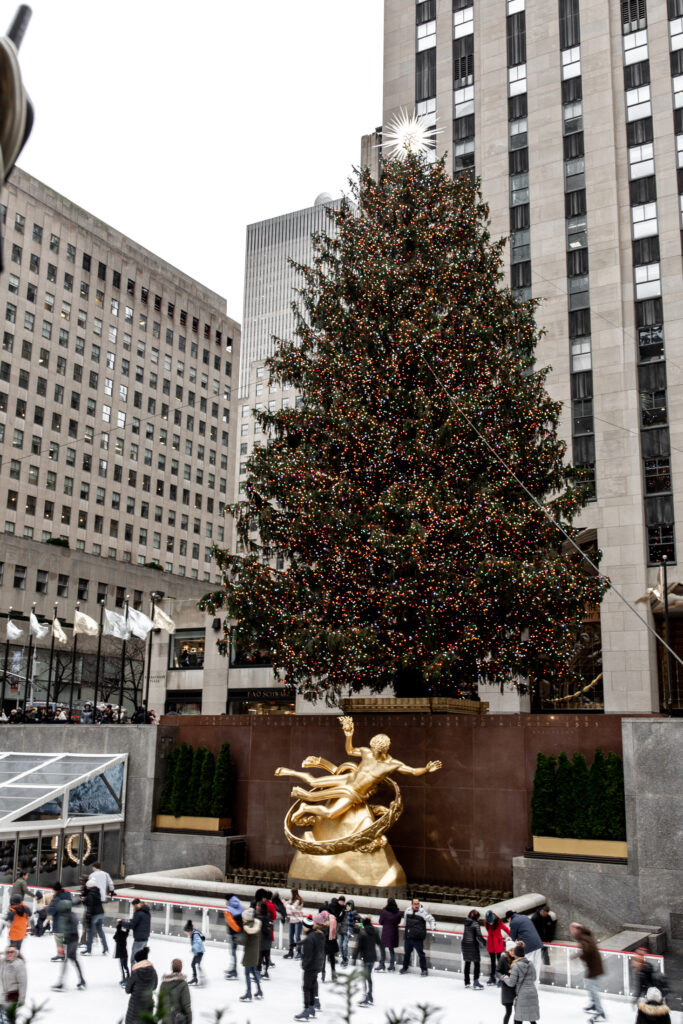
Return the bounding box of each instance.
[570,752,590,839]
[197,749,215,817]
[170,743,193,817]
[554,752,574,838]
[531,753,557,836]
[605,751,626,841]
[158,745,180,814]
[210,742,236,819]
[587,747,609,839]
[187,746,207,815]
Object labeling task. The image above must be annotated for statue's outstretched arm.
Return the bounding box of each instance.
[397,759,442,776]
[339,715,361,758]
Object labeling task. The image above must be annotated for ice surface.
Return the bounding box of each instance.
[14,930,683,1024]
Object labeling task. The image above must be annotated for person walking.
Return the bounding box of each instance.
[376,897,401,972]
[462,909,487,989]
[183,920,205,986]
[86,861,115,904]
[501,942,540,1024]
[496,941,518,1024]
[10,871,29,904]
[46,882,74,963]
[531,905,557,966]
[284,888,305,960]
[51,901,86,992]
[335,897,350,967]
[158,957,192,1024]
[125,947,158,1024]
[239,907,264,1003]
[400,897,435,977]
[127,898,152,968]
[294,917,324,1021]
[5,898,29,952]
[356,917,380,1008]
[0,946,27,1017]
[322,908,338,982]
[83,882,108,955]
[505,910,544,979]
[255,899,273,980]
[223,895,243,979]
[632,948,668,1002]
[114,919,130,986]
[570,922,605,1022]
[485,910,510,984]
[636,987,671,1024]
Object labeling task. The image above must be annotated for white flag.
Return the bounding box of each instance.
[52,618,68,645]
[153,606,176,634]
[128,607,154,640]
[103,608,131,640]
[6,619,23,641]
[74,609,100,636]
[29,612,49,640]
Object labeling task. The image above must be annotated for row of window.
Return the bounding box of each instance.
[3,206,230,348]
[624,1,676,565]
[508,3,531,310]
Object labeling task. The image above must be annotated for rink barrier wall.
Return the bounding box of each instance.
[2,883,663,999]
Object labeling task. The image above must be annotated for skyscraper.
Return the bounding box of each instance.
[378,0,683,713]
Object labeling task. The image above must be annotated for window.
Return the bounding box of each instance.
[13,565,27,589]
[416,47,436,102]
[36,569,48,594]
[169,628,206,669]
[77,578,89,601]
[644,456,671,495]
[623,28,648,63]
[632,201,658,238]
[507,11,526,65]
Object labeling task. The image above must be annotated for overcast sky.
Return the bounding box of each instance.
[13,0,384,319]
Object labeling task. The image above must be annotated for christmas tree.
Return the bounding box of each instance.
[202,131,606,702]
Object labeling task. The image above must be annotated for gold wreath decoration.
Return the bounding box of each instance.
[64,832,92,864]
[284,777,403,856]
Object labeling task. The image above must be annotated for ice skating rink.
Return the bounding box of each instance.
[13,931,683,1024]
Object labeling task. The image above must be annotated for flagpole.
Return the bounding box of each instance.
[1,606,12,715]
[117,595,130,722]
[23,603,36,714]
[92,599,105,720]
[45,602,58,711]
[68,602,80,723]
[143,591,162,714]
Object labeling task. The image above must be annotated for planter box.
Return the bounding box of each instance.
[155,814,232,832]
[532,836,627,858]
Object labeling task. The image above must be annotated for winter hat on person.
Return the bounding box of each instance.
[172,958,183,973]
[242,908,255,923]
[9,895,21,905]
[227,895,243,914]
[34,891,42,900]
[314,913,327,926]
[134,947,149,962]
[647,988,663,1003]
[505,940,517,952]
[302,916,315,930]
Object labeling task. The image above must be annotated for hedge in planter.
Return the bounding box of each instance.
[530,754,557,837]
[211,742,236,819]
[531,747,626,842]
[158,745,180,815]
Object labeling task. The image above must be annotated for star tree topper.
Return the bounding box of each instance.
[382,108,443,161]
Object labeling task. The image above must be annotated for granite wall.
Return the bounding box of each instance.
[165,711,631,889]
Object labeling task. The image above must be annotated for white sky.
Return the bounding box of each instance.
[12,0,384,319]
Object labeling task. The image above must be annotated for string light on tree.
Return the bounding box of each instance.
[200,149,607,704]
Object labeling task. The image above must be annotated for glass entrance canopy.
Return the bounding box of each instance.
[0,752,127,831]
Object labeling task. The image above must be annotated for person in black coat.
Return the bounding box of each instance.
[461,909,486,989]
[496,943,517,1024]
[114,920,130,985]
[255,901,273,980]
[83,885,108,955]
[125,947,158,1024]
[295,918,325,1021]
[127,900,151,969]
[377,898,402,972]
[356,918,380,1007]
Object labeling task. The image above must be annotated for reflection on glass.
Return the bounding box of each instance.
[16,836,38,883]
[0,839,15,883]
[61,831,86,887]
[18,793,63,822]
[39,835,60,884]
[68,771,121,816]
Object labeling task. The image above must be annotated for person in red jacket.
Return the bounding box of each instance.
[485,911,510,985]
[6,897,29,951]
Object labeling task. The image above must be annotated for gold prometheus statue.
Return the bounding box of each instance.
[275,716,442,888]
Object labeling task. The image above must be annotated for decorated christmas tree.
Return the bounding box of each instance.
[202,120,607,702]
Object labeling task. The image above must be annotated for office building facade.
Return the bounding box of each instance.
[0,168,241,715]
[379,0,683,713]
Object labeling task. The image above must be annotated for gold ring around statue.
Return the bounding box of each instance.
[284,778,404,856]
